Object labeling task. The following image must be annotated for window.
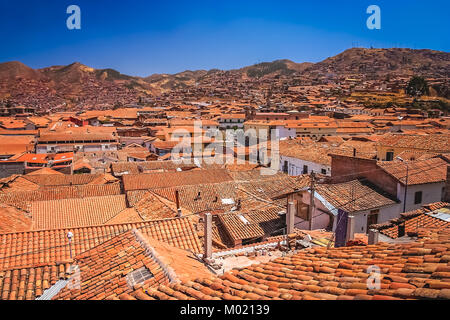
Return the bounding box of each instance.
[367,210,379,231]
[321,169,327,175]
[303,165,308,174]
[414,191,423,205]
[283,161,288,173]
[386,151,394,161]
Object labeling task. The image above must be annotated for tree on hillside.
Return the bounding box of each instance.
[406,76,429,97]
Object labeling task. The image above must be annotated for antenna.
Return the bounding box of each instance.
[67,232,74,259]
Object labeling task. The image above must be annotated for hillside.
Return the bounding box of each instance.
[304,48,450,79]
[0,61,43,81]
[0,47,448,109]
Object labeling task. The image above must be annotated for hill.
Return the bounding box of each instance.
[304,48,450,79]
[0,47,448,109]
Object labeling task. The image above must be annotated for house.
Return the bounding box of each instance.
[372,202,449,241]
[218,114,245,130]
[330,154,448,214]
[36,127,119,154]
[294,179,399,234]
[376,133,450,161]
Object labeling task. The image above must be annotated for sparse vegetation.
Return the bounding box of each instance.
[406,76,429,97]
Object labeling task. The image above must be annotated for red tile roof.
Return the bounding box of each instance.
[30,195,128,230]
[377,134,450,153]
[315,180,397,213]
[374,202,450,239]
[0,204,31,234]
[0,216,202,270]
[122,169,233,191]
[0,184,122,212]
[129,229,450,300]
[378,158,447,186]
[0,263,72,300]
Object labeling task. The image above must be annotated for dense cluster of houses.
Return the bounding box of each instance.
[0,102,449,301]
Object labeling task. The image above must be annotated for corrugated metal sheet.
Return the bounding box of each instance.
[36,280,69,300]
[426,208,450,222]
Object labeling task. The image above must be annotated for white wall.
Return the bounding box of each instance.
[294,192,333,230]
[296,190,401,234]
[280,155,330,176]
[351,204,400,234]
[276,126,296,139]
[397,182,445,213]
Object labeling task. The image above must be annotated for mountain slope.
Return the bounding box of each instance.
[0,47,448,108]
[0,61,43,81]
[304,48,450,79]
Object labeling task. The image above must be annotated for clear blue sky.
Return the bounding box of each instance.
[0,0,448,76]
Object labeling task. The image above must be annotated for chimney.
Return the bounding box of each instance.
[236,199,241,211]
[175,190,180,210]
[445,165,450,202]
[195,191,201,201]
[287,201,296,234]
[345,215,355,244]
[398,223,405,237]
[368,229,379,245]
[203,213,212,260]
[353,148,357,157]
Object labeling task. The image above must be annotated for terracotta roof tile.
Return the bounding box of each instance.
[30,195,128,230]
[122,169,233,191]
[0,216,202,270]
[130,229,450,300]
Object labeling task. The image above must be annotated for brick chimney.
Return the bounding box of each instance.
[203,213,212,260]
[175,190,180,209]
[287,201,296,234]
[445,165,450,202]
[345,215,355,243]
[368,229,379,245]
[398,223,406,237]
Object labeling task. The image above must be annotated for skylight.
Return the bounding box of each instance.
[221,198,235,205]
[238,214,250,225]
[126,267,154,288]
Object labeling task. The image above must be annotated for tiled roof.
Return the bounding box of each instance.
[218,207,285,242]
[23,173,111,187]
[104,208,144,225]
[53,230,170,300]
[132,191,179,220]
[122,169,233,191]
[315,180,397,213]
[153,182,239,214]
[378,158,447,185]
[377,134,450,153]
[111,160,196,176]
[0,184,121,211]
[0,263,72,300]
[129,229,450,300]
[0,204,31,234]
[30,195,128,230]
[375,202,450,239]
[26,168,63,176]
[0,216,202,270]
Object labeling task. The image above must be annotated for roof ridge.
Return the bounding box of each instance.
[132,229,179,284]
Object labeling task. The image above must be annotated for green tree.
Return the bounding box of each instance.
[406,76,429,97]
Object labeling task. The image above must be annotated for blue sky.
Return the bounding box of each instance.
[0,0,448,76]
